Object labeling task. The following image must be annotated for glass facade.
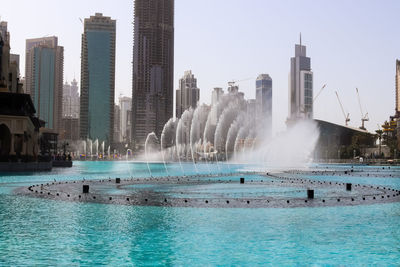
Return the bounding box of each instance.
[80,13,115,146]
[256,74,273,136]
[87,31,111,142]
[33,47,55,129]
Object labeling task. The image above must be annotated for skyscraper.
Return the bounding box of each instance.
[132,0,174,149]
[396,59,400,118]
[9,54,21,93]
[211,87,224,106]
[25,36,63,131]
[113,104,121,143]
[119,96,132,143]
[62,79,80,118]
[211,87,224,125]
[25,37,58,95]
[0,21,10,90]
[176,70,200,118]
[288,35,313,121]
[80,13,116,146]
[256,74,272,136]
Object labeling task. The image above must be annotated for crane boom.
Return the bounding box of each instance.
[228,77,253,87]
[355,87,369,130]
[313,84,327,103]
[335,91,350,126]
[356,88,364,117]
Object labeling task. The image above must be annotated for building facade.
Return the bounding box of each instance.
[211,87,224,106]
[113,104,121,143]
[25,37,58,95]
[60,117,79,141]
[176,70,199,118]
[9,54,22,93]
[80,13,116,146]
[0,22,42,162]
[0,21,10,90]
[288,36,313,121]
[256,74,272,136]
[132,0,174,149]
[25,36,63,132]
[119,96,132,143]
[62,79,79,118]
[396,59,400,118]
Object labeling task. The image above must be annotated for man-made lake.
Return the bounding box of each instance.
[0,161,399,265]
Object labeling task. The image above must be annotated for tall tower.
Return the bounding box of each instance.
[132,0,174,149]
[62,79,80,118]
[80,13,116,146]
[25,37,58,95]
[176,70,200,118]
[288,35,313,121]
[396,59,400,118]
[0,21,10,90]
[25,36,63,131]
[256,74,272,136]
[119,96,132,143]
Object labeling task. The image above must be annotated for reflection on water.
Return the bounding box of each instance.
[0,161,399,265]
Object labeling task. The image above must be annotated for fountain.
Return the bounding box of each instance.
[87,139,93,160]
[82,140,87,159]
[101,141,105,159]
[126,149,132,161]
[93,139,99,159]
[144,132,160,177]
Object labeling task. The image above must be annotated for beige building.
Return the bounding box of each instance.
[0,94,41,161]
[0,21,42,162]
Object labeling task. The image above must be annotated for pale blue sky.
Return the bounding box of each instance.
[2,0,399,133]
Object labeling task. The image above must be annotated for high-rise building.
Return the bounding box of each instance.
[288,35,313,121]
[256,74,272,135]
[119,96,132,143]
[0,21,10,90]
[176,70,200,118]
[62,79,80,118]
[25,36,63,131]
[211,87,224,106]
[113,104,121,143]
[80,13,116,146]
[211,87,224,125]
[9,54,21,93]
[132,0,174,149]
[396,59,400,118]
[25,37,58,95]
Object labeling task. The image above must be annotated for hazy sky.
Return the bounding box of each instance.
[2,0,399,134]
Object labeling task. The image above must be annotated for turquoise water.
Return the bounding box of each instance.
[0,161,400,266]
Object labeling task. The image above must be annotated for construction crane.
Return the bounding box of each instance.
[356,88,369,130]
[313,84,327,103]
[228,77,253,87]
[335,91,350,126]
[299,84,327,115]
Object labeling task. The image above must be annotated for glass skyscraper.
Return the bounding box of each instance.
[80,13,116,146]
[256,74,272,136]
[25,36,63,131]
[132,0,174,149]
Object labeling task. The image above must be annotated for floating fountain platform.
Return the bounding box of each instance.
[16,172,400,208]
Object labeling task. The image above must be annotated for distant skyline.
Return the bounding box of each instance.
[2,0,400,134]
